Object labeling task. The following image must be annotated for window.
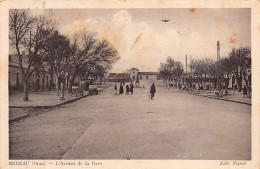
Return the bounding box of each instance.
[133,76,135,79]
[47,76,49,84]
[146,76,148,79]
[133,71,135,74]
[140,76,142,79]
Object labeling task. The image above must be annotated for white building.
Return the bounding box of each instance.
[129,68,159,81]
[129,68,139,80]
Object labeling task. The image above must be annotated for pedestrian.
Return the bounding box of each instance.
[243,85,247,98]
[119,83,124,95]
[130,82,134,95]
[150,83,156,100]
[126,85,129,95]
[114,84,117,95]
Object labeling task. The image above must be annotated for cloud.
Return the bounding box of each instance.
[60,10,207,72]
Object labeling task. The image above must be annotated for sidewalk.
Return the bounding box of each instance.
[180,89,251,105]
[9,84,112,122]
[9,84,111,108]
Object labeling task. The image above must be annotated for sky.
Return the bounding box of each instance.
[29,8,250,73]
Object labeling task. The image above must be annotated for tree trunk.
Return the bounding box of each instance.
[23,78,29,101]
[209,77,211,92]
[41,70,45,92]
[35,68,40,92]
[237,76,242,92]
[197,77,200,92]
[203,73,206,92]
[49,66,54,91]
[68,74,77,93]
[56,75,60,96]
[100,76,102,85]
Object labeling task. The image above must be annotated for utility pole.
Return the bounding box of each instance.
[217,41,220,90]
[185,54,187,73]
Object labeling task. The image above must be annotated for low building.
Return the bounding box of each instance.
[138,72,158,80]
[106,73,130,82]
[129,68,159,81]
[9,54,56,90]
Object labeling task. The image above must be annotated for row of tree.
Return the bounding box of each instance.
[159,57,184,86]
[9,9,120,101]
[159,46,251,96]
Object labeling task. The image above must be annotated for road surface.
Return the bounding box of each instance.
[9,80,251,160]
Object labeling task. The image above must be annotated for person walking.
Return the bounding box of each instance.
[130,82,134,95]
[243,85,247,98]
[126,85,129,95]
[150,83,156,100]
[119,83,124,95]
[114,84,117,95]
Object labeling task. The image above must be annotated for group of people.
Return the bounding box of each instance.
[114,82,134,95]
[114,82,157,100]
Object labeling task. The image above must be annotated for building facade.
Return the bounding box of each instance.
[9,54,56,91]
[129,68,139,80]
[129,68,159,81]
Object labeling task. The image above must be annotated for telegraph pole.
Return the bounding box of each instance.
[217,41,220,90]
[185,54,187,73]
[185,54,187,86]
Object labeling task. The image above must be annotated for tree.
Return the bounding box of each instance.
[172,61,184,86]
[159,57,183,87]
[159,62,171,86]
[193,59,204,91]
[25,16,55,92]
[9,10,56,101]
[9,9,36,101]
[67,31,119,92]
[228,47,251,93]
[45,30,71,95]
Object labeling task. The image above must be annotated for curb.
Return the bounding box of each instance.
[9,84,112,123]
[9,93,90,109]
[184,91,251,105]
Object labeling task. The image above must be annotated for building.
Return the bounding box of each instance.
[105,73,130,82]
[9,54,56,90]
[138,72,158,80]
[129,68,139,80]
[129,68,159,81]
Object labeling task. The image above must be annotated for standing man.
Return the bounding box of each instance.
[243,85,247,98]
[130,82,134,95]
[119,83,124,95]
[126,85,129,95]
[114,84,117,95]
[150,83,156,100]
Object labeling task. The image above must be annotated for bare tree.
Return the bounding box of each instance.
[9,10,35,101]
[23,16,55,92]
[228,47,251,93]
[159,57,183,87]
[67,31,120,92]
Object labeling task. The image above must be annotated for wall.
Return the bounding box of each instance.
[129,69,138,80]
[138,74,158,80]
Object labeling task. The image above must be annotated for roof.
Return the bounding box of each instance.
[106,73,130,80]
[138,72,158,75]
[9,54,50,71]
[130,68,139,71]
[9,54,29,68]
[113,73,130,79]
[107,73,117,79]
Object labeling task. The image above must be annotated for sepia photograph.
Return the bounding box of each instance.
[8,8,252,160]
[1,0,259,168]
